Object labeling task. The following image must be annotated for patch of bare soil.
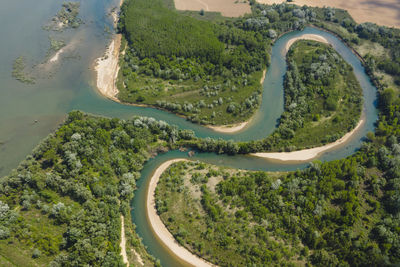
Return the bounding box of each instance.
[174,0,251,17]
[257,0,400,28]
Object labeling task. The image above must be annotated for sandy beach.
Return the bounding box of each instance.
[256,0,400,28]
[94,0,124,101]
[285,34,329,53]
[95,34,121,101]
[251,117,365,162]
[207,121,249,133]
[147,159,215,267]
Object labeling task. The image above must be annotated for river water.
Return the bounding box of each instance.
[0,0,377,266]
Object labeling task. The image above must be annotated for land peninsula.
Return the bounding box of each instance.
[95,0,369,150]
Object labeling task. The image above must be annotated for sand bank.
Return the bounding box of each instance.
[285,34,329,53]
[95,34,121,101]
[207,121,248,133]
[94,0,124,100]
[49,48,64,63]
[251,117,365,162]
[256,0,400,28]
[147,159,215,267]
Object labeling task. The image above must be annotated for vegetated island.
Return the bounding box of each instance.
[2,1,400,266]
[12,56,36,84]
[47,36,66,63]
[43,2,83,31]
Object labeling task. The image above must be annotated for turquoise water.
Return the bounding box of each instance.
[0,1,378,265]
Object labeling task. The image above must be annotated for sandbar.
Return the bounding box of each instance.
[147,159,215,267]
[95,34,121,101]
[251,117,365,162]
[285,34,329,53]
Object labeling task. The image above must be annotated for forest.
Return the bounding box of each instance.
[1,0,400,266]
[153,5,400,266]
[0,112,197,266]
[116,0,400,130]
[116,0,269,125]
[259,40,361,151]
[156,82,400,266]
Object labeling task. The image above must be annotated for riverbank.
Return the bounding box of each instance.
[95,34,121,101]
[146,159,215,267]
[94,0,123,101]
[284,34,328,53]
[251,115,365,162]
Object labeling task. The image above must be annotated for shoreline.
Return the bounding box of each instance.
[95,34,121,101]
[285,34,329,53]
[94,0,124,101]
[146,159,215,267]
[251,115,365,162]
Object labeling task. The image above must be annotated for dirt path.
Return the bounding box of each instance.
[120,215,129,266]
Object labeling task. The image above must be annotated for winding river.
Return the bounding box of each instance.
[129,26,378,267]
[0,0,378,266]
